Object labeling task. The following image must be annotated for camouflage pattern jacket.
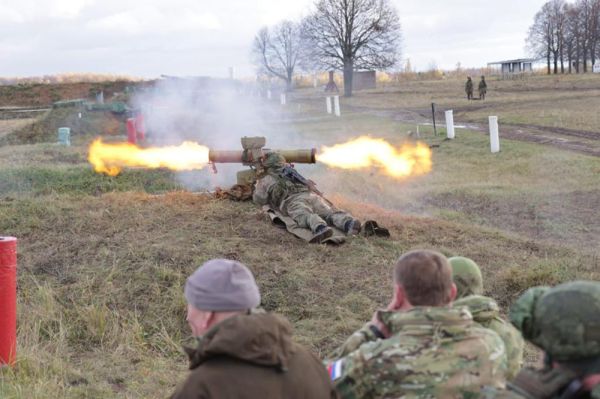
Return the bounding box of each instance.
[328,307,508,399]
[454,295,524,379]
[252,171,308,209]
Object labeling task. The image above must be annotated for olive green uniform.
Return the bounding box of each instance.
[466,78,474,100]
[479,77,488,99]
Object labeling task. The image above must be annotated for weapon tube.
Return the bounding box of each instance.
[208,149,317,164]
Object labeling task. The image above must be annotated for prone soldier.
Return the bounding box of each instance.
[253,152,361,243]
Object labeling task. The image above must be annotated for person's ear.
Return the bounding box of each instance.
[202,311,215,330]
[388,284,406,310]
[449,283,458,302]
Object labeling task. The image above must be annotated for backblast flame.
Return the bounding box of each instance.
[317,136,432,178]
[88,139,210,176]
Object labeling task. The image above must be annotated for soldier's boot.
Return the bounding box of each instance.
[309,224,333,244]
[363,220,391,237]
[344,219,362,236]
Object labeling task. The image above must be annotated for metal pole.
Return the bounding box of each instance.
[431,103,437,136]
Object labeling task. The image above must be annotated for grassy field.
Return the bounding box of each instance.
[0,75,599,398]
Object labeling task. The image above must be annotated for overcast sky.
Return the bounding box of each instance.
[0,0,548,78]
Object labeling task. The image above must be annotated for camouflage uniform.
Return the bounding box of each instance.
[466,77,474,100]
[450,257,524,379]
[253,154,354,232]
[479,76,488,100]
[483,281,600,399]
[328,307,508,399]
[454,295,524,379]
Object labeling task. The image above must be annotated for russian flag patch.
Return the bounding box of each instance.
[327,360,343,381]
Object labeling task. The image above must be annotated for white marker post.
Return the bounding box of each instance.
[267,90,272,100]
[326,97,332,114]
[280,93,286,105]
[489,116,500,153]
[333,95,341,117]
[445,110,455,139]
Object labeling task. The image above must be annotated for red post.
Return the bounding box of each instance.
[135,114,146,141]
[0,236,17,365]
[126,118,137,144]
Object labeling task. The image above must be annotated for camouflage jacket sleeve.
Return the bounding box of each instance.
[252,174,277,206]
[328,340,384,399]
[332,323,380,358]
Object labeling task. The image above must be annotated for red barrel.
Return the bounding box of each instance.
[126,118,137,144]
[0,236,17,365]
[135,114,146,141]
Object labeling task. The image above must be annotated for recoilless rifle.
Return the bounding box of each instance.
[208,136,317,186]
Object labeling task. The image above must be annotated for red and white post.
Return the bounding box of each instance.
[0,236,17,366]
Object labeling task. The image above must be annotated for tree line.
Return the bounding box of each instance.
[528,0,600,74]
[251,0,402,97]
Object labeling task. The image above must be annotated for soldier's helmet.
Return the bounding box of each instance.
[510,281,600,361]
[264,152,287,169]
[449,256,483,299]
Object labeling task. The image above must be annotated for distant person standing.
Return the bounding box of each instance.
[465,77,474,100]
[479,76,488,100]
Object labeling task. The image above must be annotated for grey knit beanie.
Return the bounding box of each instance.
[184,259,261,311]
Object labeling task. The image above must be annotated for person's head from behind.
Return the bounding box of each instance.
[390,249,457,311]
[184,259,261,337]
[449,256,483,299]
[510,281,600,392]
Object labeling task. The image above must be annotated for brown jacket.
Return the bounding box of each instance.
[171,312,337,399]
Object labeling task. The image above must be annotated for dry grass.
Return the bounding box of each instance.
[1,75,599,398]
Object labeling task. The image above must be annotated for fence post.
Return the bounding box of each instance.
[490,116,500,153]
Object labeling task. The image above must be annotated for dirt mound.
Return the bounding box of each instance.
[0,108,125,146]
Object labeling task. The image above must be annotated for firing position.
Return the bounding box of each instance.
[252,152,361,243]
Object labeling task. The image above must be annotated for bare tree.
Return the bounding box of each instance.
[252,20,302,91]
[527,4,552,74]
[301,0,402,97]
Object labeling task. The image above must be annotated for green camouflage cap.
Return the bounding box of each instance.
[264,152,286,169]
[449,256,483,299]
[510,281,600,361]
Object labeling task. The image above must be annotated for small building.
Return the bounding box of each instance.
[487,59,536,75]
[352,70,376,91]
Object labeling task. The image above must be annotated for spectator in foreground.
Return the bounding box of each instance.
[327,249,507,398]
[484,281,600,398]
[171,259,337,399]
[450,256,524,379]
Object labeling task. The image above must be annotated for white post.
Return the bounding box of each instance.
[280,93,286,105]
[489,116,500,153]
[416,125,420,138]
[313,74,318,88]
[445,110,455,139]
[267,90,272,100]
[333,95,341,117]
[326,97,332,114]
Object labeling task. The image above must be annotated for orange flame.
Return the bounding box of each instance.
[88,139,210,176]
[317,136,432,178]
